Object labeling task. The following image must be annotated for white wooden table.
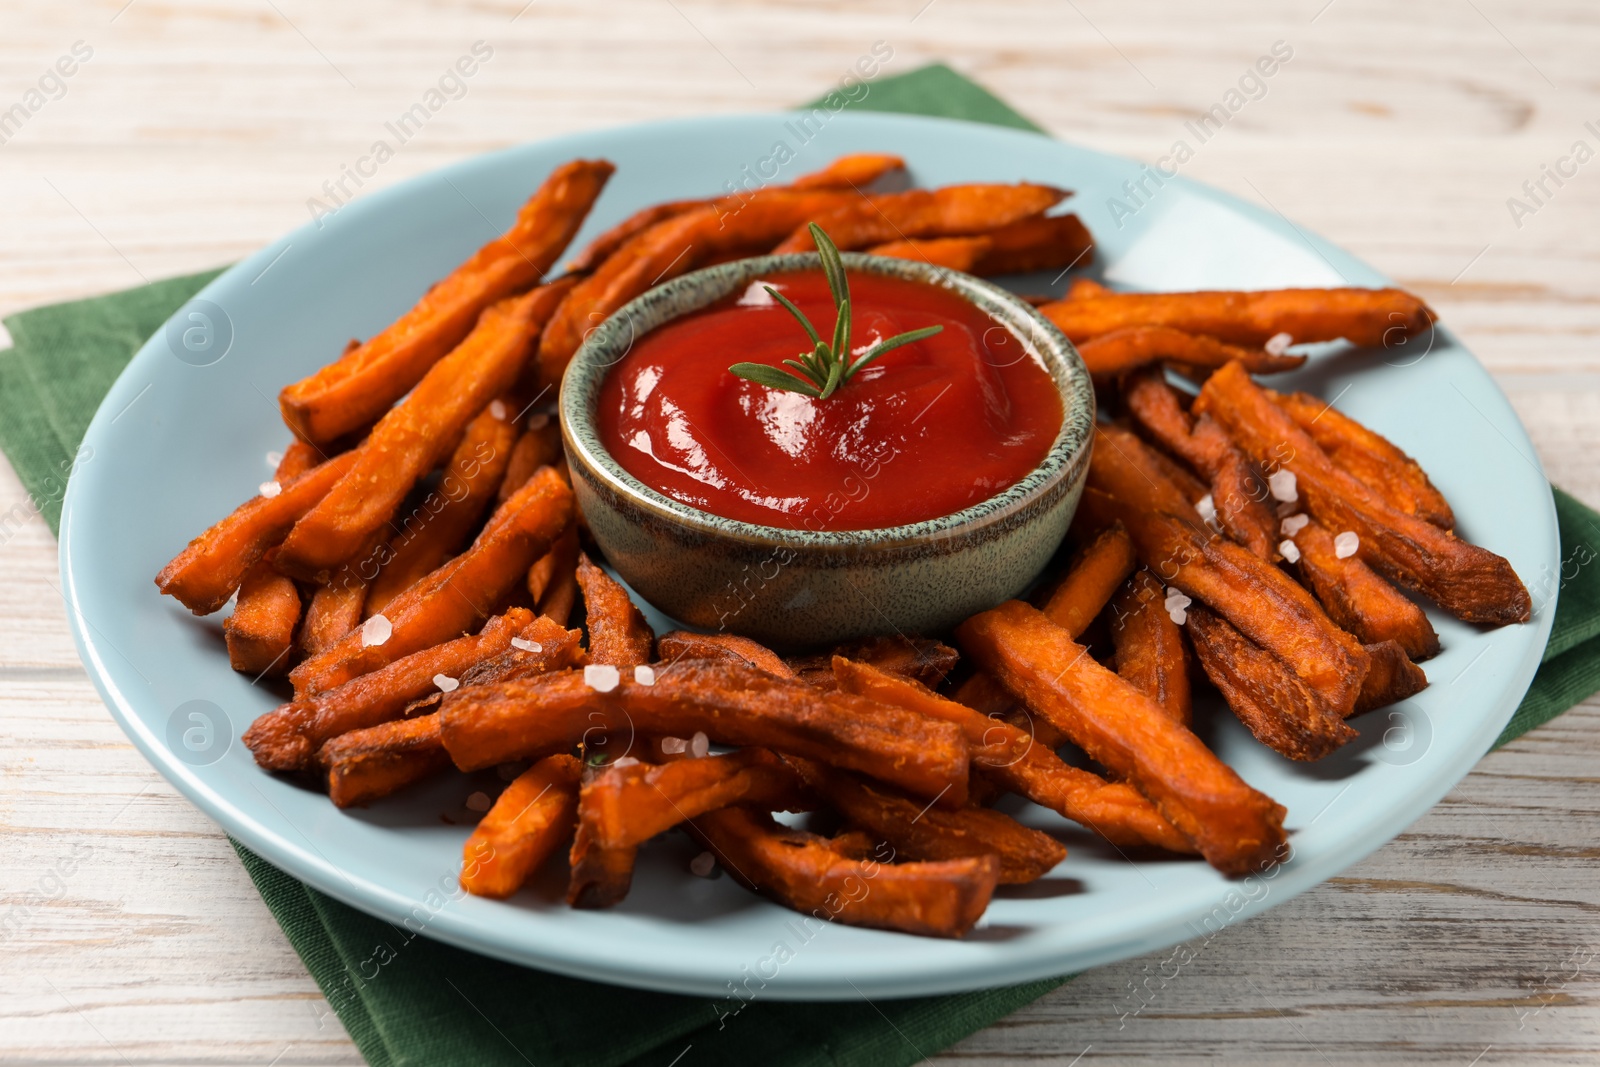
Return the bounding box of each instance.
[2,1,1598,1062]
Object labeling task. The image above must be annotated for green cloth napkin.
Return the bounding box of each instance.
[3,63,1598,1067]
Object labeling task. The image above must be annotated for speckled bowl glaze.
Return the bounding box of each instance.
[559,252,1095,649]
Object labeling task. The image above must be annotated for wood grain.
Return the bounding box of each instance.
[2,0,1598,1062]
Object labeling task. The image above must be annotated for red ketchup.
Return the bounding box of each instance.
[596,269,1064,531]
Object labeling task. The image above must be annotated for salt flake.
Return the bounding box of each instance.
[634,665,656,685]
[489,399,509,420]
[1164,589,1192,626]
[1196,493,1217,523]
[689,851,717,877]
[466,791,491,813]
[258,480,282,499]
[265,450,284,469]
[361,614,392,647]
[660,737,688,755]
[1265,332,1294,356]
[690,731,710,758]
[584,663,621,693]
[612,756,641,769]
[510,637,543,653]
[1267,469,1298,503]
[434,673,460,693]
[1280,513,1310,536]
[1334,531,1360,559]
[527,413,551,430]
[1279,539,1302,564]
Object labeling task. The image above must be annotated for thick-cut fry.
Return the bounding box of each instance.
[773,183,1068,253]
[1275,391,1455,528]
[565,153,906,273]
[1186,605,1358,760]
[497,417,563,505]
[787,635,959,692]
[1108,570,1191,726]
[833,659,1192,852]
[438,661,970,804]
[1077,326,1305,377]
[223,558,301,676]
[1290,519,1440,661]
[791,760,1066,884]
[688,806,999,939]
[1121,365,1278,559]
[1355,640,1429,714]
[290,467,574,695]
[567,818,636,909]
[367,401,520,615]
[280,160,613,443]
[300,573,371,658]
[1195,362,1530,625]
[532,524,580,624]
[537,188,864,387]
[580,749,804,850]
[951,673,1076,753]
[319,713,451,808]
[656,631,795,678]
[245,611,577,771]
[1038,287,1436,348]
[865,236,991,272]
[278,282,574,578]
[1041,523,1137,636]
[156,451,359,615]
[575,552,654,666]
[974,213,1095,275]
[460,754,582,899]
[1088,424,1371,719]
[958,601,1287,876]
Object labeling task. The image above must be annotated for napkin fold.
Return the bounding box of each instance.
[3,63,1597,1067]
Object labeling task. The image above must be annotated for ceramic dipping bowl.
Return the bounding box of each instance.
[558,252,1095,650]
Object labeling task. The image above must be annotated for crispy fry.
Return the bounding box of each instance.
[290,467,574,695]
[319,713,451,808]
[278,282,574,578]
[460,754,581,899]
[156,451,359,615]
[973,213,1095,275]
[300,572,371,658]
[575,552,654,666]
[1186,605,1358,760]
[773,183,1068,253]
[279,160,613,443]
[865,236,991,272]
[1108,570,1191,726]
[497,416,563,505]
[537,188,864,387]
[1075,326,1305,378]
[567,817,636,909]
[245,611,578,772]
[1088,424,1371,718]
[688,806,999,938]
[833,658,1192,852]
[957,601,1287,876]
[367,401,521,615]
[656,631,795,678]
[1121,365,1279,559]
[950,673,1076,752]
[1275,391,1454,528]
[580,749,804,850]
[565,153,905,273]
[791,759,1066,884]
[223,558,301,676]
[1038,287,1436,348]
[533,524,580,624]
[1289,519,1440,660]
[1355,639,1429,714]
[438,661,970,804]
[787,635,960,692]
[1195,362,1529,625]
[1041,523,1137,636]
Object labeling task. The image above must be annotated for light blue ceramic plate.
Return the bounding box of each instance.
[59,112,1558,1000]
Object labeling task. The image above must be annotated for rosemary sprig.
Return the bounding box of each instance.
[729,223,943,400]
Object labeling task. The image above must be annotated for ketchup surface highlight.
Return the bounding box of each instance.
[596,269,1064,531]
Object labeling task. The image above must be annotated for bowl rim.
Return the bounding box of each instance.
[558,251,1095,550]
